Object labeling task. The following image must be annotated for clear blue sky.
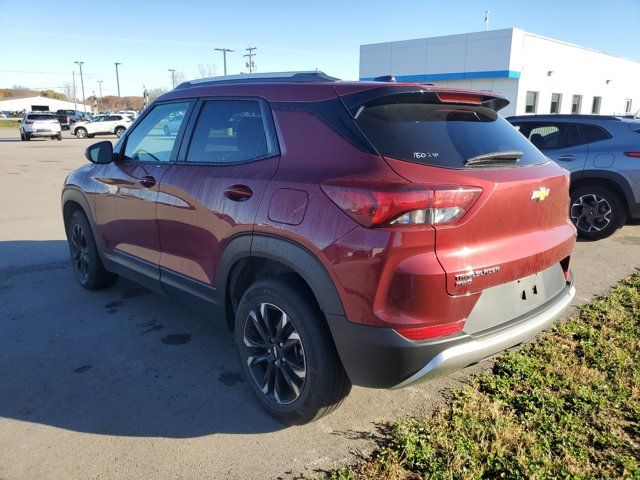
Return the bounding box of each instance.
[0,0,638,98]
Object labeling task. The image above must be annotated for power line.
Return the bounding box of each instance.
[244,46,257,74]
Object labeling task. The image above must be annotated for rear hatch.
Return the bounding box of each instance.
[338,85,575,296]
[27,114,59,131]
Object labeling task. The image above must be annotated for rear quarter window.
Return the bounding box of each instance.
[577,124,612,143]
[26,114,57,121]
[354,103,547,168]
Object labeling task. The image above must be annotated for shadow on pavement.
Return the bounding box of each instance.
[0,240,284,438]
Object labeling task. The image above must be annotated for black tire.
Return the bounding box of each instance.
[115,127,125,138]
[20,131,25,141]
[570,185,627,240]
[56,134,62,141]
[235,276,351,424]
[66,209,118,290]
[88,134,95,138]
[75,127,87,139]
[24,132,31,141]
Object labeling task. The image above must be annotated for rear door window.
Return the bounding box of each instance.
[516,122,586,150]
[186,99,278,164]
[354,103,547,168]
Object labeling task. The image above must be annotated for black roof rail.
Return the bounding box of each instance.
[175,71,340,89]
[373,75,397,83]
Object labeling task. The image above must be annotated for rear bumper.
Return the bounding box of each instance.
[326,279,574,389]
[25,129,61,136]
[393,283,575,388]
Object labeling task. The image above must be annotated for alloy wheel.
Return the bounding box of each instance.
[570,193,612,233]
[243,303,307,405]
[70,223,90,283]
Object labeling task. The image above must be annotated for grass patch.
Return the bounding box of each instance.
[0,119,20,129]
[326,274,640,480]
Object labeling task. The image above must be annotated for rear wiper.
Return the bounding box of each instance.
[465,150,523,166]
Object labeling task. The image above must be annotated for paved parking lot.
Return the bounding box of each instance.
[1,127,639,480]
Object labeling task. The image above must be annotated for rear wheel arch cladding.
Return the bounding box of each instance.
[218,234,347,329]
[570,173,631,212]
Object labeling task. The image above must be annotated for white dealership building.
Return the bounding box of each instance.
[0,96,91,114]
[360,28,640,118]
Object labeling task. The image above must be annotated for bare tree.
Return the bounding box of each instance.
[148,88,167,102]
[62,83,74,101]
[197,63,217,78]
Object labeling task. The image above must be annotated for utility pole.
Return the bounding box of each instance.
[97,80,103,109]
[74,61,86,115]
[214,48,234,76]
[114,62,122,97]
[168,69,176,88]
[72,70,77,110]
[484,10,490,31]
[244,46,257,74]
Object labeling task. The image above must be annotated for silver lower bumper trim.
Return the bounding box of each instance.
[392,285,575,389]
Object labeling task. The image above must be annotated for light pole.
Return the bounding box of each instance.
[214,48,234,76]
[74,61,86,115]
[168,69,176,88]
[114,62,122,97]
[97,80,103,110]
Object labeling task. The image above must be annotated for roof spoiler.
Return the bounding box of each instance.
[336,85,510,116]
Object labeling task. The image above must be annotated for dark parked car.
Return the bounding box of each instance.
[56,109,84,130]
[62,72,576,423]
[508,114,640,240]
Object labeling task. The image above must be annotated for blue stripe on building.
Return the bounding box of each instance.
[360,70,521,82]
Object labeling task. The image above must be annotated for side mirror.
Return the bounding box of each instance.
[85,141,113,164]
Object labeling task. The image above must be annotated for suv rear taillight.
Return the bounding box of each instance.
[624,151,640,158]
[395,320,465,340]
[25,120,34,124]
[320,180,481,228]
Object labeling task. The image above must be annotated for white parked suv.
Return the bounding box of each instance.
[117,110,138,120]
[71,114,132,139]
[20,113,62,141]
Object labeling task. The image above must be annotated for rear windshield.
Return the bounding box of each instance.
[354,103,547,168]
[26,114,57,121]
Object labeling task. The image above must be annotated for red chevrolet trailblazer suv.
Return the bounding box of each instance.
[62,72,576,423]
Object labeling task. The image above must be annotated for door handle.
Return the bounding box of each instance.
[557,154,577,161]
[224,184,253,202]
[140,175,156,188]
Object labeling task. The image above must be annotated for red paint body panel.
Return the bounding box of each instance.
[156,157,279,285]
[92,162,170,264]
[385,158,577,295]
[64,80,575,339]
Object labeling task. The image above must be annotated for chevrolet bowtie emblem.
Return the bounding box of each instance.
[531,186,550,202]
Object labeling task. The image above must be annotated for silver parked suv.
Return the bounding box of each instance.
[508,114,640,240]
[20,113,62,141]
